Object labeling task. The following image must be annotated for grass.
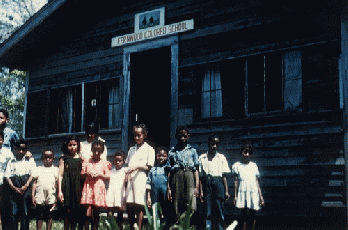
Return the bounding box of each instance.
[27,219,132,230]
[28,220,64,230]
[7,200,197,230]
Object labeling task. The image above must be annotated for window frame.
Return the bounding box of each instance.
[48,84,83,135]
[246,52,284,116]
[42,77,122,137]
[201,65,223,119]
[84,78,122,131]
[178,53,285,124]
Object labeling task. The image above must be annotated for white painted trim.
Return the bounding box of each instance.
[122,35,179,151]
[81,83,85,132]
[124,36,179,54]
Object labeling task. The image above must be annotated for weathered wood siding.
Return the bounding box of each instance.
[27,0,340,92]
[23,0,345,219]
[28,130,123,166]
[188,111,344,217]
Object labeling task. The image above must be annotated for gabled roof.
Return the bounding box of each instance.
[0,0,68,70]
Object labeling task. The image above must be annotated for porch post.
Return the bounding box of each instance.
[170,41,179,148]
[122,52,131,152]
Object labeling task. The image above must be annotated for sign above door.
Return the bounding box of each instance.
[111,7,194,47]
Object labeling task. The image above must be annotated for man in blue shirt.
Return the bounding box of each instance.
[0,109,19,150]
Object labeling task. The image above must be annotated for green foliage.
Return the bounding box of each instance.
[145,198,196,230]
[144,202,166,230]
[0,67,26,136]
[101,216,122,230]
[174,197,196,230]
[95,198,196,230]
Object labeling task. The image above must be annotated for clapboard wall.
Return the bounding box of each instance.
[27,0,340,92]
[22,0,345,219]
[188,111,344,217]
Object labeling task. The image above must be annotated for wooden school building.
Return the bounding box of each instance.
[0,0,347,221]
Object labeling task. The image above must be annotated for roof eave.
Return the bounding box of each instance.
[0,0,68,70]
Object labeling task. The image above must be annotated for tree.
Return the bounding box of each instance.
[0,68,26,136]
[0,0,47,136]
[0,0,47,42]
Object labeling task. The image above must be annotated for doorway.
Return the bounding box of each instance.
[130,46,171,149]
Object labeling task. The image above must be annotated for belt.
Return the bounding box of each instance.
[178,167,192,172]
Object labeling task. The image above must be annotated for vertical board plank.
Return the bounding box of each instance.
[122,52,130,152]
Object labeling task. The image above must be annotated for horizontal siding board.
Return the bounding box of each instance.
[29,63,123,92]
[191,119,345,217]
[27,132,122,164]
[32,54,123,80]
[189,125,343,143]
[33,47,123,73]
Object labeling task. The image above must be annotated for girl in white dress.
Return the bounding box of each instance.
[125,124,155,230]
[232,141,264,230]
[107,150,127,230]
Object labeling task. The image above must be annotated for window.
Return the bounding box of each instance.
[106,80,122,129]
[177,46,340,124]
[46,78,121,136]
[85,79,122,130]
[201,66,223,118]
[247,53,283,114]
[49,85,82,134]
[178,59,246,122]
[302,45,339,111]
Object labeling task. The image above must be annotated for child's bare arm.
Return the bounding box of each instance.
[167,171,172,202]
[193,170,199,197]
[233,175,239,205]
[127,164,151,174]
[199,180,204,202]
[57,158,65,203]
[100,162,111,180]
[222,174,231,200]
[51,177,58,211]
[256,177,264,206]
[146,189,152,208]
[21,175,33,193]
[6,177,21,194]
[32,179,37,206]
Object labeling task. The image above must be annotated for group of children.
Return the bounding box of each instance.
[0,107,265,230]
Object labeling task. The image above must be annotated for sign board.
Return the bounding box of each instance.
[112,19,194,47]
[135,7,165,33]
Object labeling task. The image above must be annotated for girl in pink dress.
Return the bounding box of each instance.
[80,140,111,230]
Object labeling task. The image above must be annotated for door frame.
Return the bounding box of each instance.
[122,35,179,152]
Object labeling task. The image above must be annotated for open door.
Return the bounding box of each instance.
[130,46,171,149]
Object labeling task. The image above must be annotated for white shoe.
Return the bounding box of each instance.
[226,220,238,230]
